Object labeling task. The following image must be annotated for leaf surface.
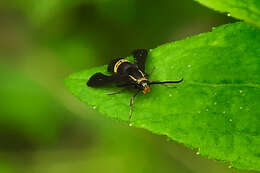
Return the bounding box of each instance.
[65,22,260,171]
[194,0,260,27]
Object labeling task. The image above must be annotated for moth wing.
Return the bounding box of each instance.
[132,49,148,72]
[87,73,117,87]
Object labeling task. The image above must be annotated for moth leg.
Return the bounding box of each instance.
[129,90,140,121]
[106,84,133,95]
[106,90,122,95]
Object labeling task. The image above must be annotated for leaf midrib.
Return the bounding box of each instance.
[67,77,260,89]
[187,82,260,88]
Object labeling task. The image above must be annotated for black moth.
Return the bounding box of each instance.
[87,49,183,120]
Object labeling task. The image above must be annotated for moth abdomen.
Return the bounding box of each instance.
[87,72,114,87]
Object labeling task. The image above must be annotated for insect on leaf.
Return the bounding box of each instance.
[64,22,260,171]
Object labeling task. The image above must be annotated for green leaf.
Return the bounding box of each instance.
[194,0,260,28]
[64,22,260,171]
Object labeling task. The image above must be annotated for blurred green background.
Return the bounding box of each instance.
[0,0,255,173]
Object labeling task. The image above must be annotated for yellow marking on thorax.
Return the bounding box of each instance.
[137,77,147,84]
[129,75,147,84]
[114,59,129,73]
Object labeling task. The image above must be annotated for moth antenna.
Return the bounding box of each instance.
[149,78,183,85]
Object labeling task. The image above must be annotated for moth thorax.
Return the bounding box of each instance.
[113,59,129,73]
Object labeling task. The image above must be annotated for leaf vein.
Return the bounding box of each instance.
[187,82,260,88]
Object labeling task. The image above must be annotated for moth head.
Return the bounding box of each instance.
[141,81,150,94]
